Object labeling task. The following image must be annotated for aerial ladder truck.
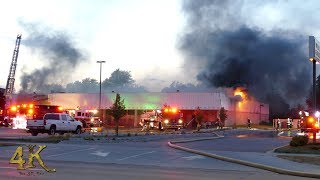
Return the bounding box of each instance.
[4,34,22,105]
[0,35,21,125]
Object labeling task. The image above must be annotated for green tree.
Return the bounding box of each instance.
[103,69,134,87]
[102,69,147,92]
[110,93,126,136]
[66,78,99,93]
[219,107,227,126]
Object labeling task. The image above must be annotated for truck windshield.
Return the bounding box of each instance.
[44,114,60,120]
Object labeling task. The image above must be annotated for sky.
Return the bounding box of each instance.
[0,0,186,92]
[1,0,320,93]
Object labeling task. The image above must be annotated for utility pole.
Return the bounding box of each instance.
[309,36,319,144]
[260,104,264,122]
[313,59,317,113]
[97,61,106,110]
[309,36,319,114]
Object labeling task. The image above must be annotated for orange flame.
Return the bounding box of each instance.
[233,87,248,100]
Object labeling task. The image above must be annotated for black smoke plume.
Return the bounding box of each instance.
[180,0,311,106]
[19,21,87,94]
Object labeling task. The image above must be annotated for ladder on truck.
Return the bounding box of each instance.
[5,34,22,101]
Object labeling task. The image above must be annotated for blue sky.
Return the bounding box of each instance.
[1,0,320,92]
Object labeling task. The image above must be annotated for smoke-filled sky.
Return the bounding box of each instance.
[19,21,87,92]
[179,0,316,105]
[0,0,319,99]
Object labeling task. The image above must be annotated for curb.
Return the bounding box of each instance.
[169,132,224,144]
[170,136,224,144]
[168,137,320,179]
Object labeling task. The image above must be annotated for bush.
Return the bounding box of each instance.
[290,135,309,147]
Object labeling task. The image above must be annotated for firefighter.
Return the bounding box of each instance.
[297,119,301,129]
[287,118,292,130]
[276,118,281,130]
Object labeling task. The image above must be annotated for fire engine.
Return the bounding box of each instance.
[6,104,64,129]
[159,106,184,130]
[74,109,102,129]
[299,111,320,133]
[140,106,184,131]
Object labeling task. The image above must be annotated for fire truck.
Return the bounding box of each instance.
[74,109,102,131]
[140,106,184,131]
[159,106,184,130]
[299,111,319,133]
[5,104,64,129]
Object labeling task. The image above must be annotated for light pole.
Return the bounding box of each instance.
[260,104,264,122]
[97,61,106,110]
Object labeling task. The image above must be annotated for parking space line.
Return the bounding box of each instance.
[0,167,44,171]
[117,151,155,161]
[47,148,95,157]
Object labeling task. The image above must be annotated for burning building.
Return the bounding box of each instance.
[46,88,269,128]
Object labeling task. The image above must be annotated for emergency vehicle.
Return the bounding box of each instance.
[74,109,102,130]
[140,106,184,131]
[299,111,319,133]
[5,104,64,129]
[159,106,184,130]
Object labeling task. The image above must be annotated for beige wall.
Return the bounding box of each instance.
[225,98,269,126]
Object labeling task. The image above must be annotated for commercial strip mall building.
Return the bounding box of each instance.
[44,88,269,128]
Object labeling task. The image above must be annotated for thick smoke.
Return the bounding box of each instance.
[180,0,311,106]
[19,21,87,94]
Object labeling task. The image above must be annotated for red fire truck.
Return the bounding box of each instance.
[5,104,64,129]
[159,106,184,130]
[299,111,319,133]
[140,105,184,131]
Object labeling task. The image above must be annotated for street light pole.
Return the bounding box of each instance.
[260,104,264,122]
[97,61,106,110]
[313,59,317,113]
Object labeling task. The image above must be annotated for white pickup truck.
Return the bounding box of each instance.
[26,113,83,136]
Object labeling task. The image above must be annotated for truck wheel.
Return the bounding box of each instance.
[49,126,56,135]
[75,126,81,134]
[31,131,38,136]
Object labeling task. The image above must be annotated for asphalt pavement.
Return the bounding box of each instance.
[170,129,320,178]
[0,127,319,179]
[0,159,315,180]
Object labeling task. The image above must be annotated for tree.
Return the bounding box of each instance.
[103,69,134,87]
[66,78,99,93]
[219,107,227,126]
[110,93,126,136]
[194,107,204,131]
[102,69,147,92]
